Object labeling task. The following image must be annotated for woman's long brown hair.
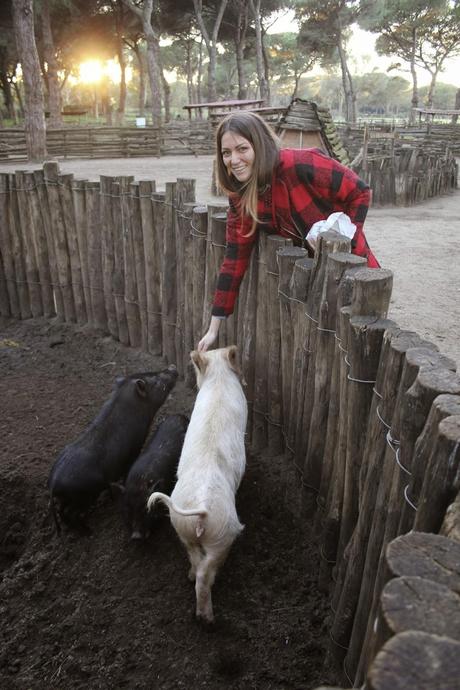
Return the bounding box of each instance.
[215,112,281,235]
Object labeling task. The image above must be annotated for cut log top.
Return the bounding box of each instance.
[386,532,460,594]
[404,346,457,373]
[381,575,460,640]
[368,631,460,690]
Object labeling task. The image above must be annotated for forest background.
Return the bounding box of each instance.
[2,0,460,143]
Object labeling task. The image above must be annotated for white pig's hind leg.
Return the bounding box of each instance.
[195,544,232,622]
[186,543,203,581]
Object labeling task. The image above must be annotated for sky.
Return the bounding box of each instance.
[268,10,460,89]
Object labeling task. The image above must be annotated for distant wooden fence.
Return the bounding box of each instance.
[339,123,459,206]
[1,163,459,689]
[0,121,214,161]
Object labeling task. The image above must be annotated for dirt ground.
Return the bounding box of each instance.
[0,316,332,690]
[1,153,458,364]
[0,153,458,689]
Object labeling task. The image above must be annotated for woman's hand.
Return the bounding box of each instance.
[197,316,222,352]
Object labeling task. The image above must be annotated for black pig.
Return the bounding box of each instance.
[48,366,178,533]
[116,414,189,540]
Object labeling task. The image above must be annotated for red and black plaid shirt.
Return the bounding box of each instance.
[212,147,379,317]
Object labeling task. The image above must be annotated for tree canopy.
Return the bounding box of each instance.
[1,0,459,133]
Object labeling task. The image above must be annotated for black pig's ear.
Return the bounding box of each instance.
[135,379,147,397]
[110,482,125,498]
[147,479,162,491]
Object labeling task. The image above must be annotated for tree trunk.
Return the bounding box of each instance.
[207,44,218,102]
[292,73,301,100]
[0,65,15,120]
[409,28,418,125]
[185,40,194,104]
[161,71,171,123]
[40,0,62,128]
[249,0,269,102]
[337,40,354,123]
[235,2,248,100]
[13,78,24,119]
[425,68,440,109]
[345,60,357,123]
[132,43,146,117]
[452,88,460,124]
[193,0,229,102]
[116,39,127,125]
[12,0,47,161]
[261,31,271,103]
[197,38,204,106]
[122,0,162,127]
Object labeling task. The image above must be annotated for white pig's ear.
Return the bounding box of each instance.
[226,345,240,374]
[190,350,208,373]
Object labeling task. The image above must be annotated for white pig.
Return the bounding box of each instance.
[147,345,247,622]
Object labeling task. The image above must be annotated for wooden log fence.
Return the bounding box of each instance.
[338,123,458,205]
[0,122,214,161]
[1,162,460,689]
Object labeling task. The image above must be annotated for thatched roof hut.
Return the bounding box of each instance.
[277,98,350,165]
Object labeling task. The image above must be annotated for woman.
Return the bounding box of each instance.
[198,111,379,352]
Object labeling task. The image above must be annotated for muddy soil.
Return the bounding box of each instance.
[0,316,333,690]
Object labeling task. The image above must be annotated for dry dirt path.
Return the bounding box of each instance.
[1,154,459,365]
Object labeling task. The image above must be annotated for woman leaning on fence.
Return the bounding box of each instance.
[198,111,379,352]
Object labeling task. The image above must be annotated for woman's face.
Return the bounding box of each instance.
[221,132,255,183]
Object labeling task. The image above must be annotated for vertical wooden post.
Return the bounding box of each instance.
[72,178,87,334]
[251,233,269,451]
[130,182,148,351]
[314,256,366,540]
[283,256,315,512]
[85,181,107,332]
[415,415,460,531]
[119,176,141,347]
[111,177,130,345]
[0,245,10,316]
[287,257,315,450]
[336,268,394,554]
[8,173,31,319]
[191,205,208,350]
[240,248,259,441]
[151,191,166,354]
[99,176,117,338]
[43,161,75,322]
[162,182,178,366]
[24,172,54,318]
[182,202,198,384]
[266,235,292,455]
[295,231,350,475]
[305,254,368,513]
[277,247,308,432]
[175,179,196,370]
[201,203,228,336]
[59,174,86,323]
[0,174,20,318]
[338,315,396,558]
[34,168,64,319]
[14,171,42,317]
[139,180,162,355]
